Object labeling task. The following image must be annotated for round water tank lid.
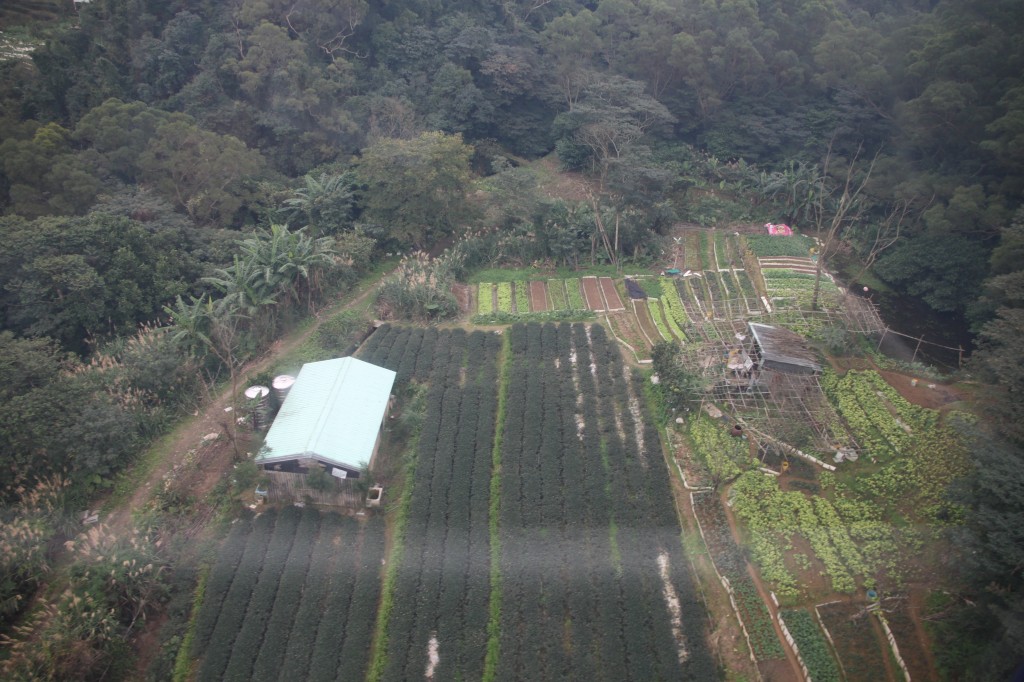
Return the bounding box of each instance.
[244,385,270,399]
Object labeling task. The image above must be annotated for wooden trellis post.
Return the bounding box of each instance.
[911,334,925,364]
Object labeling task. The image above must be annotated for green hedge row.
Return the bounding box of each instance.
[380,329,502,682]
[277,512,346,679]
[782,608,842,682]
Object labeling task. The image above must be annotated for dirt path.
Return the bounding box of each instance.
[908,589,941,680]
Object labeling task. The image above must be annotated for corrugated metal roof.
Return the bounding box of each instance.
[749,322,822,373]
[256,357,396,470]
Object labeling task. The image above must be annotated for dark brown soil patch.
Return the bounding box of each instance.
[877,370,961,410]
[529,280,548,312]
[599,277,625,310]
[452,283,470,314]
[581,277,605,311]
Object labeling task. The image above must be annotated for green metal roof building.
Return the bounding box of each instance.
[256,357,396,478]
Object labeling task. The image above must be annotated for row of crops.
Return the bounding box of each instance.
[192,507,385,682]
[495,322,715,680]
[729,471,892,596]
[745,233,816,258]
[821,368,937,460]
[476,278,624,316]
[691,491,787,665]
[678,229,811,272]
[821,368,969,518]
[378,329,501,681]
[780,608,842,681]
[761,268,843,311]
[628,274,759,344]
[478,280,568,314]
[360,324,442,384]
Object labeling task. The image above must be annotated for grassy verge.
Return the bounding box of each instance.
[366,423,421,681]
[482,331,510,682]
[172,566,209,682]
[467,264,622,283]
[471,310,595,325]
[103,428,183,511]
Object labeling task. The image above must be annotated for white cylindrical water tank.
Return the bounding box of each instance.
[272,375,296,402]
[244,386,271,430]
[244,385,270,402]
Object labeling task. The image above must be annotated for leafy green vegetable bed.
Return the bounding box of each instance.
[746,234,816,258]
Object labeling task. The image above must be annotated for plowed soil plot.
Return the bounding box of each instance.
[581,276,605,311]
[884,601,934,680]
[633,299,663,343]
[529,280,549,311]
[600,277,625,310]
[817,601,895,681]
[607,310,651,354]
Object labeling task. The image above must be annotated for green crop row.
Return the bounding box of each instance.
[547,279,569,310]
[197,510,278,681]
[565,279,587,310]
[731,472,868,594]
[781,609,842,682]
[496,282,513,313]
[221,506,302,681]
[249,507,319,682]
[478,279,588,314]
[479,283,494,313]
[514,281,530,313]
[193,507,384,682]
[647,299,673,341]
[746,233,816,257]
[658,278,691,340]
[692,490,786,661]
[381,330,501,681]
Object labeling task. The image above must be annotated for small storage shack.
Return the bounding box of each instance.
[256,357,396,480]
[748,322,821,375]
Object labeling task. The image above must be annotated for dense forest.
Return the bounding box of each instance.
[0,0,1022,679]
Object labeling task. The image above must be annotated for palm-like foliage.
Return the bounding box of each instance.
[759,160,826,224]
[163,294,216,355]
[203,256,279,317]
[167,224,337,363]
[237,224,337,310]
[280,172,355,236]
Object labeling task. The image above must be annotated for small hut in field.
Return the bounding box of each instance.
[748,322,821,375]
[256,357,395,503]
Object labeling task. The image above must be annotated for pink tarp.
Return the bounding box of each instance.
[765,223,793,236]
